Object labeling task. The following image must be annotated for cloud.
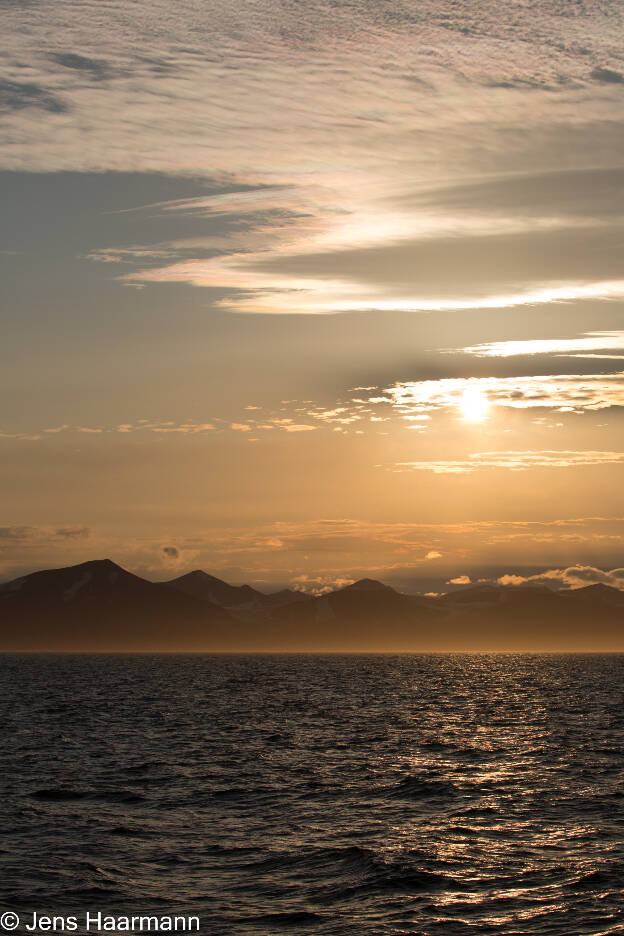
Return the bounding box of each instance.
[0,78,67,114]
[55,527,90,539]
[425,550,442,560]
[278,424,317,433]
[0,527,40,542]
[49,53,113,82]
[386,373,624,416]
[162,546,179,558]
[397,451,624,474]
[0,430,42,441]
[250,369,624,433]
[448,575,471,585]
[156,517,620,571]
[498,566,624,590]
[2,420,219,439]
[591,67,624,85]
[0,526,93,573]
[410,168,624,222]
[292,574,355,596]
[128,225,624,315]
[203,371,624,438]
[3,0,624,175]
[148,423,216,434]
[460,331,624,359]
[0,525,90,542]
[0,414,320,440]
[4,0,624,319]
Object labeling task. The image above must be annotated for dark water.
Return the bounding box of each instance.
[3,655,624,935]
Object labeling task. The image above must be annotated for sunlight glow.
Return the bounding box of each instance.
[460,385,490,422]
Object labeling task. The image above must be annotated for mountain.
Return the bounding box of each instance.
[1,562,623,651]
[166,570,265,608]
[0,559,233,651]
[165,570,305,612]
[563,583,624,607]
[434,583,624,650]
[438,584,505,605]
[265,578,442,651]
[260,579,624,651]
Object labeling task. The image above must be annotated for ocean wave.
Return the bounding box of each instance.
[377,773,458,801]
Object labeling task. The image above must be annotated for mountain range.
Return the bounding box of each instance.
[1,559,623,651]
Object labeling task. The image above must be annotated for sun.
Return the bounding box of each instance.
[460,384,489,422]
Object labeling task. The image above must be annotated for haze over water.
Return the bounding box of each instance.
[4,653,624,935]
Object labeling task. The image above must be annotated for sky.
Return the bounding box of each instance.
[2,0,624,594]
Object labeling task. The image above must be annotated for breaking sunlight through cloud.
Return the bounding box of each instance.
[459,385,490,423]
[386,373,624,416]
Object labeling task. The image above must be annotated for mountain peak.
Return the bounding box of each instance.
[17,557,129,581]
[569,583,624,602]
[575,582,620,594]
[61,558,135,582]
[343,578,397,593]
[166,570,264,607]
[78,558,122,571]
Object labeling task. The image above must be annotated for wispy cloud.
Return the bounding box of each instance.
[0,430,42,441]
[397,451,624,474]
[0,525,90,546]
[126,230,624,315]
[460,331,624,359]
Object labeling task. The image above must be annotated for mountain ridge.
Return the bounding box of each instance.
[1,559,623,651]
[0,559,233,651]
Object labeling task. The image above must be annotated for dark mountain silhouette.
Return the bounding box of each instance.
[434,582,624,650]
[0,561,623,651]
[438,583,504,605]
[564,583,624,607]
[166,570,265,607]
[264,578,442,651]
[166,570,305,612]
[0,559,232,651]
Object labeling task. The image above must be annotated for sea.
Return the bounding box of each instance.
[2,653,624,936]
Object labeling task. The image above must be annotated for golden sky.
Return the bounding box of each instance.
[1,0,624,594]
